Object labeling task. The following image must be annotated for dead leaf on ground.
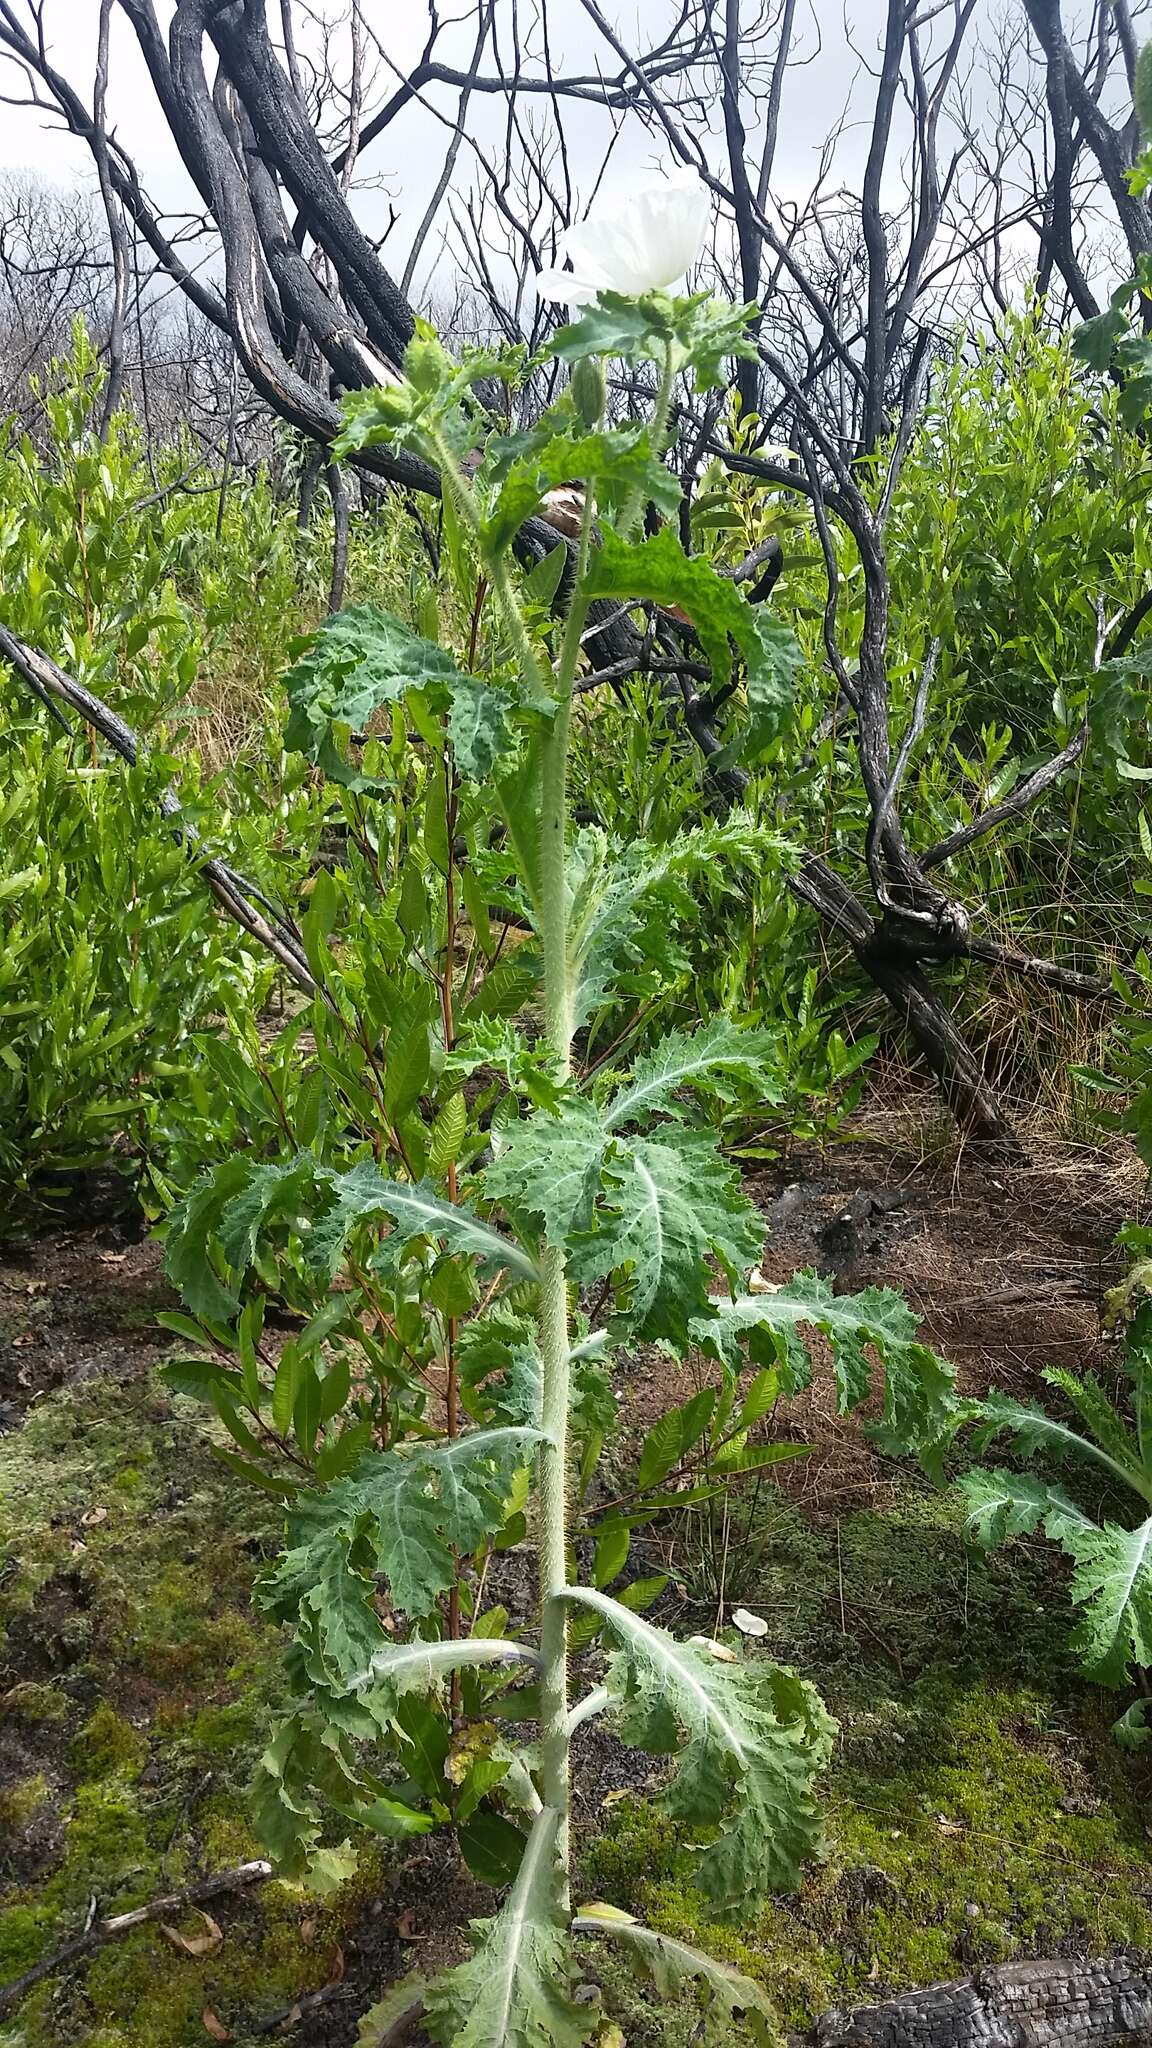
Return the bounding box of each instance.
[326,1943,345,1984]
[397,1908,420,1941]
[600,1789,629,1809]
[747,1268,781,1295]
[162,1910,224,1957]
[300,1915,318,1945]
[201,2011,232,2043]
[81,1506,108,1527]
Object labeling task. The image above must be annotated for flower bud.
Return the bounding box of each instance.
[570,356,606,430]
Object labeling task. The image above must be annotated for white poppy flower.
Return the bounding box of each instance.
[535,167,710,308]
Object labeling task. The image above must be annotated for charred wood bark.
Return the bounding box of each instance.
[790,859,1024,1155]
[810,1955,1152,2048]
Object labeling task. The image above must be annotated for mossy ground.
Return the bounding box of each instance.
[0,1375,382,2047]
[579,1486,1152,2041]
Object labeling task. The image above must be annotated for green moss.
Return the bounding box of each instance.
[65,1882,323,2048]
[0,1680,71,1727]
[178,1697,268,1762]
[0,1774,52,1831]
[579,1479,1152,2033]
[697,1485,1075,1704]
[70,1706,148,1782]
[0,1375,308,2046]
[59,1781,158,1912]
[0,1900,55,1977]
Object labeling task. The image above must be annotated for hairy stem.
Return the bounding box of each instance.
[428,428,554,706]
[618,338,677,540]
[534,486,596,1882]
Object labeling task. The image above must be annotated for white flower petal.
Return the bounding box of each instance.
[625,177,711,290]
[554,222,616,289]
[731,1607,769,1637]
[533,266,602,308]
[534,166,711,305]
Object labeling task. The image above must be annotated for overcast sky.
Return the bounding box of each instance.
[0,0,943,278]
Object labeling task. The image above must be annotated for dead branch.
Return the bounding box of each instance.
[0,624,321,1000]
[0,1860,273,2020]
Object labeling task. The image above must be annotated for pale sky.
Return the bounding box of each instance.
[0,0,938,275]
[1,0,1125,322]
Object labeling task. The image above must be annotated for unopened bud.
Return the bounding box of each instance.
[570,356,606,430]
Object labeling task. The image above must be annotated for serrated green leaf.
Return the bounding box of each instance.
[484,427,680,555]
[582,527,800,758]
[693,1273,958,1472]
[970,1386,1145,1492]
[570,1126,762,1347]
[563,816,774,1030]
[1062,1513,1152,1686]
[423,1806,591,2048]
[448,675,518,779]
[483,1099,605,1244]
[1042,1367,1146,1484]
[957,1465,1091,1548]
[601,1019,782,1130]
[283,604,515,787]
[261,1427,540,1636]
[573,1909,778,2043]
[562,1589,833,1914]
[210,1448,297,1498]
[301,1157,537,1285]
[548,290,759,393]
